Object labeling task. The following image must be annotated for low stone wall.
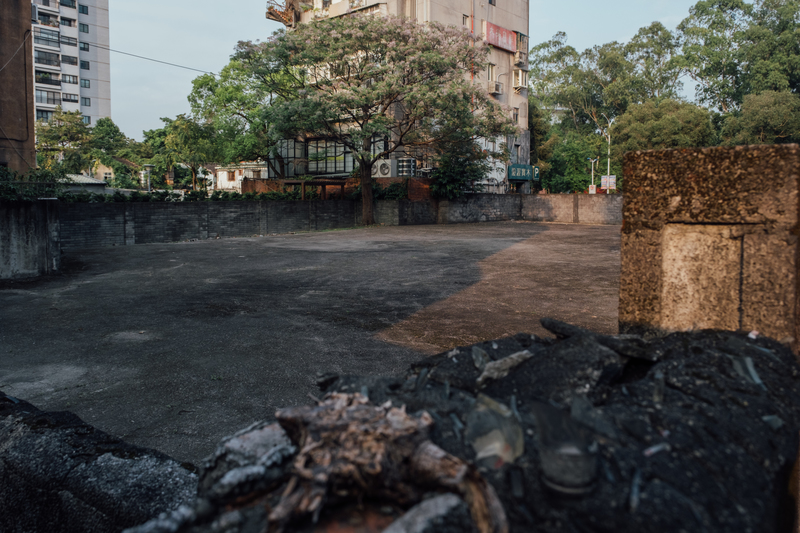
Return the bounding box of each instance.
[57,194,621,250]
[0,200,60,279]
[59,200,357,250]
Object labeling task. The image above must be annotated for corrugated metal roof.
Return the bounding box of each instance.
[66,174,107,185]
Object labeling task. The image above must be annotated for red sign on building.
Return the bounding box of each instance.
[484,21,516,53]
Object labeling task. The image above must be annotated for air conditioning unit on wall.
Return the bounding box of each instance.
[393,158,417,178]
[372,159,392,178]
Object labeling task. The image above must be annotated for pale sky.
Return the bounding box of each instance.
[109,0,700,141]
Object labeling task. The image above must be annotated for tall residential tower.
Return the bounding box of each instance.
[30,0,110,126]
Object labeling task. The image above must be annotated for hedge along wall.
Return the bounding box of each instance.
[0,200,60,279]
[58,194,622,251]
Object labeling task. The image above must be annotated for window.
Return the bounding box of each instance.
[515,32,528,53]
[79,42,89,51]
[63,74,78,84]
[488,0,495,5]
[462,14,469,26]
[37,110,55,121]
[81,97,91,106]
[35,70,60,85]
[226,171,234,182]
[513,69,527,87]
[82,116,91,125]
[34,50,60,66]
[512,107,519,124]
[80,79,90,88]
[60,17,75,27]
[35,89,60,105]
[78,3,88,13]
[103,172,112,180]
[34,28,60,47]
[61,55,78,66]
[61,35,77,46]
[487,63,495,81]
[79,23,89,33]
[62,93,79,103]
[80,60,90,70]
[60,0,76,7]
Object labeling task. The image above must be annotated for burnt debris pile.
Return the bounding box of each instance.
[129,319,800,532]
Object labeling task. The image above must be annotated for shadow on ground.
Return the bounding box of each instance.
[0,222,619,464]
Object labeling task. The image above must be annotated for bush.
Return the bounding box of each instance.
[0,167,67,201]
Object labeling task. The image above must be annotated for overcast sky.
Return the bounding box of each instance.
[109,0,700,141]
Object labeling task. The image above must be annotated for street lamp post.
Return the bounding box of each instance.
[143,164,154,193]
[587,157,598,186]
[601,113,613,179]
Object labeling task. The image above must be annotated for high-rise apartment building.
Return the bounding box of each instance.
[30,0,110,126]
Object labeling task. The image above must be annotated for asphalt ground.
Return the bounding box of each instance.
[0,221,620,464]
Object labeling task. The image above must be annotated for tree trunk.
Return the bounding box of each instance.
[360,163,375,225]
[191,167,197,191]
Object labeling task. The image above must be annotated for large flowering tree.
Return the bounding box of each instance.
[237,15,516,224]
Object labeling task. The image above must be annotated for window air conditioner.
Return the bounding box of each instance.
[372,159,392,178]
[488,81,503,95]
[514,50,528,68]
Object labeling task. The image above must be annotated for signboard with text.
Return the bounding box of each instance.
[533,166,540,182]
[601,175,617,189]
[484,21,516,52]
[508,164,534,181]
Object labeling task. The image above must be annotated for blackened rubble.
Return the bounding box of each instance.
[129,318,800,533]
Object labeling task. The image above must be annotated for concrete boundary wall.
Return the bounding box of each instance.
[0,201,60,279]
[58,195,621,250]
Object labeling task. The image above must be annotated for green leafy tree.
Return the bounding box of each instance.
[189,48,299,177]
[165,115,218,191]
[529,33,632,137]
[543,131,597,193]
[35,108,93,174]
[721,90,800,144]
[246,15,516,224]
[528,97,557,177]
[88,118,143,188]
[740,0,800,94]
[430,134,493,200]
[676,0,753,112]
[625,22,684,101]
[612,99,716,154]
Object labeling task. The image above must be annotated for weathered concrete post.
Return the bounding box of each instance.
[619,145,800,352]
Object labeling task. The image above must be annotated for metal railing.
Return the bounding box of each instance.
[35,57,60,67]
[35,75,61,86]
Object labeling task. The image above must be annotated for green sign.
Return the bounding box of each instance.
[534,166,540,182]
[508,164,534,181]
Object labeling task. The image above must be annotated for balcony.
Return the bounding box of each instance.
[60,0,77,7]
[35,75,61,86]
[36,17,60,28]
[35,57,60,67]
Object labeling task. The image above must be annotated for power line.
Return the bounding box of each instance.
[0,31,31,75]
[83,41,216,75]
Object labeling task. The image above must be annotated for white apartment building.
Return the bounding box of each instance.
[30,0,110,126]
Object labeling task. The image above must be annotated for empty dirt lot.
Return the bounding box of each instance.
[0,222,620,464]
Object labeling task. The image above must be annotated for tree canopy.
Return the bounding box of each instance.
[528,0,800,192]
[231,15,516,223]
